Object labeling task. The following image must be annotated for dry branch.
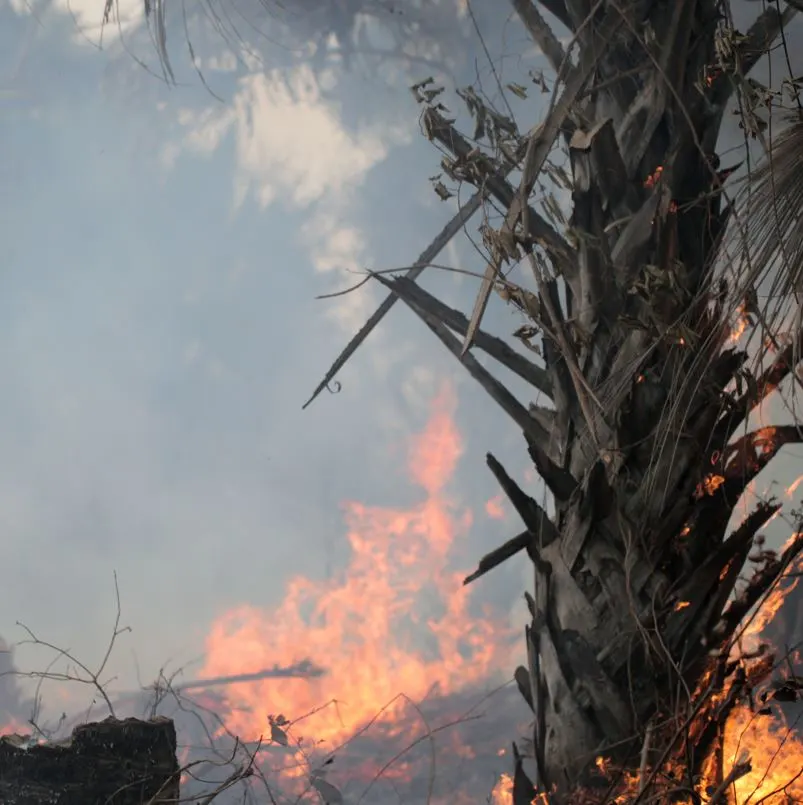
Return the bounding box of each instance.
[486,452,559,542]
[304,94,571,410]
[384,275,552,395]
[302,189,486,409]
[464,530,533,585]
[513,0,567,76]
[373,273,550,446]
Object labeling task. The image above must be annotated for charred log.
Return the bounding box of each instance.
[0,717,179,805]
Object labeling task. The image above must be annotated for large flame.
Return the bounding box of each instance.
[724,702,803,803]
[3,377,798,803]
[725,543,803,803]
[486,537,803,803]
[197,384,517,765]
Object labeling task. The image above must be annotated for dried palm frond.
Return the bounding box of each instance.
[736,114,803,305]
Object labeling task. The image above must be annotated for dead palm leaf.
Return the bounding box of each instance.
[738,113,803,304]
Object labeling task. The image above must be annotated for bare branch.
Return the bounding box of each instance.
[393,286,551,444]
[302,188,486,410]
[381,274,552,396]
[486,452,560,540]
[535,0,572,30]
[464,531,533,585]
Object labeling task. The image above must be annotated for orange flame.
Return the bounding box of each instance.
[787,474,803,499]
[0,716,28,736]
[739,540,801,655]
[491,771,514,804]
[729,304,751,345]
[724,704,803,802]
[177,746,191,786]
[695,473,725,499]
[486,494,507,520]
[191,380,801,800]
[488,555,803,804]
[197,384,516,775]
[725,548,803,801]
[595,755,611,776]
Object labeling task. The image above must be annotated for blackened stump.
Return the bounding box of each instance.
[0,717,179,805]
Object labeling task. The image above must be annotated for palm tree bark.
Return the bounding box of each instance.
[410,1,803,800]
[304,0,803,798]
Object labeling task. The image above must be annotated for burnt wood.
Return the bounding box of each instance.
[0,717,179,805]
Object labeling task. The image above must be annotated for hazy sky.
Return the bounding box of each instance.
[1,0,801,737]
[0,0,544,718]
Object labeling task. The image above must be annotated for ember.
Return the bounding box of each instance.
[644,165,663,189]
[696,473,726,498]
[729,305,751,345]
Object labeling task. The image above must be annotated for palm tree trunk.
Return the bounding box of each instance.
[401,1,803,800]
[309,0,803,798]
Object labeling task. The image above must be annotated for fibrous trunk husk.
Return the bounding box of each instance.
[306,0,803,799]
[410,1,803,801]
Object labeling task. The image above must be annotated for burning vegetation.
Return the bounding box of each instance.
[306,0,803,803]
[0,389,527,804]
[2,388,798,804]
[4,1,803,804]
[195,385,521,780]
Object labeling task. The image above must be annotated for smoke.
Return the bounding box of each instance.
[0,637,35,732]
[760,562,803,659]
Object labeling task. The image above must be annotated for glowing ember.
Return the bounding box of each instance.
[595,755,610,775]
[196,384,516,773]
[756,426,777,454]
[695,473,725,499]
[729,304,750,344]
[644,165,663,189]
